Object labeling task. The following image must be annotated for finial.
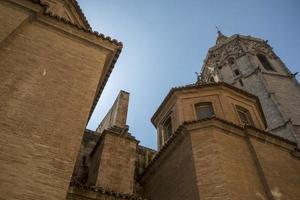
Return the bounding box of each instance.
[216,26,222,35]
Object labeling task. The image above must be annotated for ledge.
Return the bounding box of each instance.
[69,182,147,200]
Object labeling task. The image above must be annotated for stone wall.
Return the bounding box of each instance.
[200,34,300,143]
[190,125,267,200]
[0,1,120,199]
[140,129,200,200]
[251,136,300,200]
[92,130,138,194]
[140,118,300,200]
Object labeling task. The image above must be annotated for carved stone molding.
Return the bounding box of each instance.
[242,39,277,59]
[205,39,245,70]
[204,37,277,73]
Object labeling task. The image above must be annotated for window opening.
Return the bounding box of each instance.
[234,69,240,76]
[195,102,215,120]
[257,54,276,71]
[236,105,253,126]
[163,117,173,139]
[228,57,235,65]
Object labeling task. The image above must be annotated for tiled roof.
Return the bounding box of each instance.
[70,0,91,29]
[31,0,122,46]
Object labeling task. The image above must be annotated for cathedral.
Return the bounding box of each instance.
[0,0,300,200]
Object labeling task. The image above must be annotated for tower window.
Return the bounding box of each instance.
[236,105,253,126]
[195,102,215,120]
[228,57,235,65]
[210,76,215,83]
[257,53,276,71]
[163,117,173,139]
[234,69,240,76]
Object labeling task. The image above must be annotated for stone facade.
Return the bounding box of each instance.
[0,0,121,199]
[141,83,300,200]
[200,32,300,144]
[68,91,151,199]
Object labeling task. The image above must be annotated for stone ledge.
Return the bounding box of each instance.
[68,183,147,200]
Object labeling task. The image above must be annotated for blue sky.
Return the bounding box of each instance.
[78,0,300,149]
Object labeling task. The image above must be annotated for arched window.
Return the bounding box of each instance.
[257,53,276,71]
[209,76,215,83]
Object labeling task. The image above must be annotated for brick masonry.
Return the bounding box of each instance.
[141,83,300,200]
[0,1,120,199]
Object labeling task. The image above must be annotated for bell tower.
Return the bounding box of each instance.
[200,32,300,144]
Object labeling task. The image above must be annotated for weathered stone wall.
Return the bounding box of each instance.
[262,73,300,138]
[91,130,138,194]
[0,1,35,42]
[251,137,300,200]
[140,132,200,200]
[189,125,267,200]
[0,1,120,199]
[141,119,300,200]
